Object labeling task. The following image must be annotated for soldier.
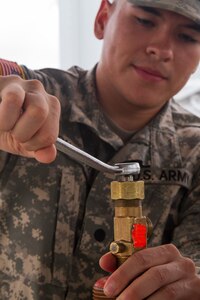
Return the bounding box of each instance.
[0,0,200,299]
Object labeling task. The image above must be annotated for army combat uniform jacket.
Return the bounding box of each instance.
[0,61,200,299]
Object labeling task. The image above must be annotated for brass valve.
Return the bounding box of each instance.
[109,168,152,266]
[93,163,153,299]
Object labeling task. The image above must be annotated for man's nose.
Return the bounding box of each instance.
[146,32,174,62]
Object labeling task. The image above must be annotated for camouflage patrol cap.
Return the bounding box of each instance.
[128,0,200,24]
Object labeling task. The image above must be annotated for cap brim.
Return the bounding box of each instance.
[128,0,200,24]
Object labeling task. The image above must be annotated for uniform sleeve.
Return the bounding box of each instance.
[0,58,26,78]
[172,168,200,275]
[0,58,59,94]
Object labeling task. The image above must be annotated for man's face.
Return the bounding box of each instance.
[95,0,200,112]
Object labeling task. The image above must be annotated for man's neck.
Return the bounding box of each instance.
[97,87,163,132]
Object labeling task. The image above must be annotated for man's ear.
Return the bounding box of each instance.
[94,0,112,40]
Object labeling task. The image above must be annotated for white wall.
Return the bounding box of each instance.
[0,0,59,69]
[0,0,101,70]
[59,0,102,70]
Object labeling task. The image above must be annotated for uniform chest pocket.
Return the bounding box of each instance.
[0,160,81,299]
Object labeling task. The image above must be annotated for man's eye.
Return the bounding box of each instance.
[179,33,197,43]
[135,17,154,27]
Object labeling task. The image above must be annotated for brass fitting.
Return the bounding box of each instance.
[111,181,144,200]
[110,174,152,266]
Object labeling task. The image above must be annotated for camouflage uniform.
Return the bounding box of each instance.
[0,63,200,300]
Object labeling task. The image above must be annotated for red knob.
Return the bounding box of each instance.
[132,223,147,249]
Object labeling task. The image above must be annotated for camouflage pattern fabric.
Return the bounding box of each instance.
[128,0,200,24]
[0,64,200,299]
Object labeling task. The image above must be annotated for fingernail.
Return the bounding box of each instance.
[104,281,116,297]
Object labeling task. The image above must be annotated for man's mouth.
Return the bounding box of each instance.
[133,65,168,81]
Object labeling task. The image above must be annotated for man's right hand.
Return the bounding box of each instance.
[0,75,61,163]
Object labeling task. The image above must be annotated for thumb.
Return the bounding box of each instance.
[34,144,57,163]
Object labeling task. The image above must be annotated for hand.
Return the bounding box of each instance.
[100,244,200,299]
[0,75,60,163]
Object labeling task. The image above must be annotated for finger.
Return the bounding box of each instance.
[0,83,25,131]
[34,144,57,163]
[0,132,57,163]
[11,78,56,143]
[19,95,60,151]
[0,132,36,159]
[147,277,199,300]
[115,259,191,300]
[99,252,117,273]
[11,92,49,142]
[104,244,181,297]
